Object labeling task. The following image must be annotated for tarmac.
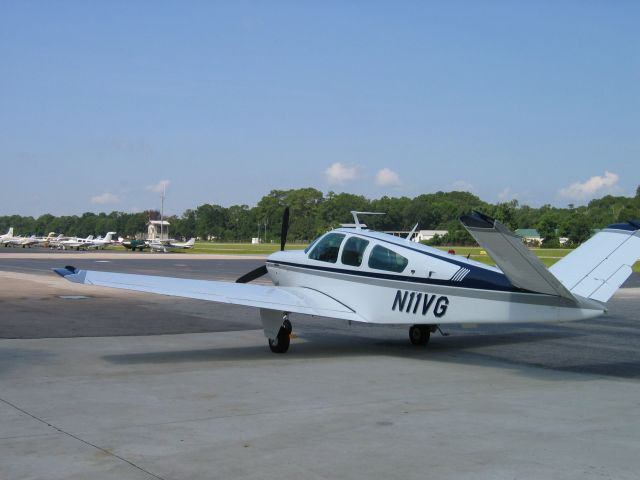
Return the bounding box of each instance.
[1,250,640,479]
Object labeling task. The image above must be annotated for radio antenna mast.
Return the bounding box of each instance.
[160,183,165,240]
[350,211,385,230]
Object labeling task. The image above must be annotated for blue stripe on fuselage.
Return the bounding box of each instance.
[268,260,529,293]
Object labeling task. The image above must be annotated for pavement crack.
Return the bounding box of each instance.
[0,396,167,480]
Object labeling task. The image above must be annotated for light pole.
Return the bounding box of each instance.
[264,219,268,243]
[160,183,165,241]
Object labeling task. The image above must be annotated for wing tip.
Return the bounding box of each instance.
[459,211,496,229]
[53,265,79,279]
[605,220,640,232]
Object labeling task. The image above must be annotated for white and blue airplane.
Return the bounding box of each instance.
[88,232,117,249]
[59,235,94,250]
[54,209,640,353]
[148,237,196,253]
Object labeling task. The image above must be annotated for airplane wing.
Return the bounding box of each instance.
[460,212,576,300]
[53,266,364,322]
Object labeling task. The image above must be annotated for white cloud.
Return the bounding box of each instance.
[325,163,359,185]
[451,180,475,192]
[498,187,514,200]
[375,168,402,187]
[90,192,121,205]
[146,179,170,194]
[558,171,620,201]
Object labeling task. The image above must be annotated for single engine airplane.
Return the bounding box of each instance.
[54,209,640,353]
[148,237,196,253]
[1,227,15,246]
[59,235,94,250]
[88,232,117,249]
[120,238,150,251]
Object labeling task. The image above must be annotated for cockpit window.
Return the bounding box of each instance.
[308,233,345,263]
[341,237,369,267]
[368,245,408,273]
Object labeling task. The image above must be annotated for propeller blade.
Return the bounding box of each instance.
[280,206,290,251]
[236,265,268,284]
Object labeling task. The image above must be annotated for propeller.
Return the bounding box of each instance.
[236,265,268,284]
[280,206,289,251]
[236,206,290,284]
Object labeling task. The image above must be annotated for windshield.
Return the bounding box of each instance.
[308,233,346,263]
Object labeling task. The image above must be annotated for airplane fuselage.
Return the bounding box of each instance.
[265,229,604,325]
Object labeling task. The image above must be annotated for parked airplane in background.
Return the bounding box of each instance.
[59,235,94,250]
[0,227,15,246]
[47,234,67,249]
[120,238,150,251]
[89,232,117,249]
[38,233,62,247]
[148,238,196,253]
[4,235,27,247]
[55,209,640,354]
[14,235,38,248]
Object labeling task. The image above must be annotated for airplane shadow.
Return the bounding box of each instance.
[102,326,640,380]
[0,348,57,375]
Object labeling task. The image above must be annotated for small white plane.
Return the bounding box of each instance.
[88,232,117,249]
[59,235,94,250]
[14,235,38,248]
[47,234,67,249]
[54,209,640,354]
[38,232,62,247]
[0,227,15,246]
[148,238,196,253]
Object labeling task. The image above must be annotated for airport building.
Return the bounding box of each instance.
[147,220,170,241]
[515,228,543,245]
[412,230,449,243]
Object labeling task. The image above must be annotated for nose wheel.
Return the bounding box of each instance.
[268,316,292,354]
[409,325,432,346]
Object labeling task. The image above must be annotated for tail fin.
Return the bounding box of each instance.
[186,238,195,247]
[7,227,13,237]
[550,221,640,303]
[104,232,116,242]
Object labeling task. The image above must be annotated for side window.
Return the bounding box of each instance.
[368,245,408,273]
[308,233,345,263]
[341,237,369,267]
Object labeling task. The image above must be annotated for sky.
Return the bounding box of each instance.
[1,1,638,217]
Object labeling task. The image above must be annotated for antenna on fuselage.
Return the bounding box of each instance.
[350,211,385,230]
[406,222,419,241]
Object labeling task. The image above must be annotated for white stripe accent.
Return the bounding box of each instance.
[457,268,470,281]
[451,268,470,282]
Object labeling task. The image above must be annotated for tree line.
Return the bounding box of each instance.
[2,186,639,247]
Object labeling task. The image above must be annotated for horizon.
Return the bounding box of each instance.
[2,186,638,221]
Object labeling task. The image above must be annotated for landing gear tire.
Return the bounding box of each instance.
[268,315,292,354]
[269,328,291,354]
[282,318,292,335]
[409,325,431,346]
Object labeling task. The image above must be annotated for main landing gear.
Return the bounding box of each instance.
[409,324,437,346]
[268,314,292,354]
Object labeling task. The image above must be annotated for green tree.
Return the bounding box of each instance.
[561,216,592,246]
[536,214,559,248]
